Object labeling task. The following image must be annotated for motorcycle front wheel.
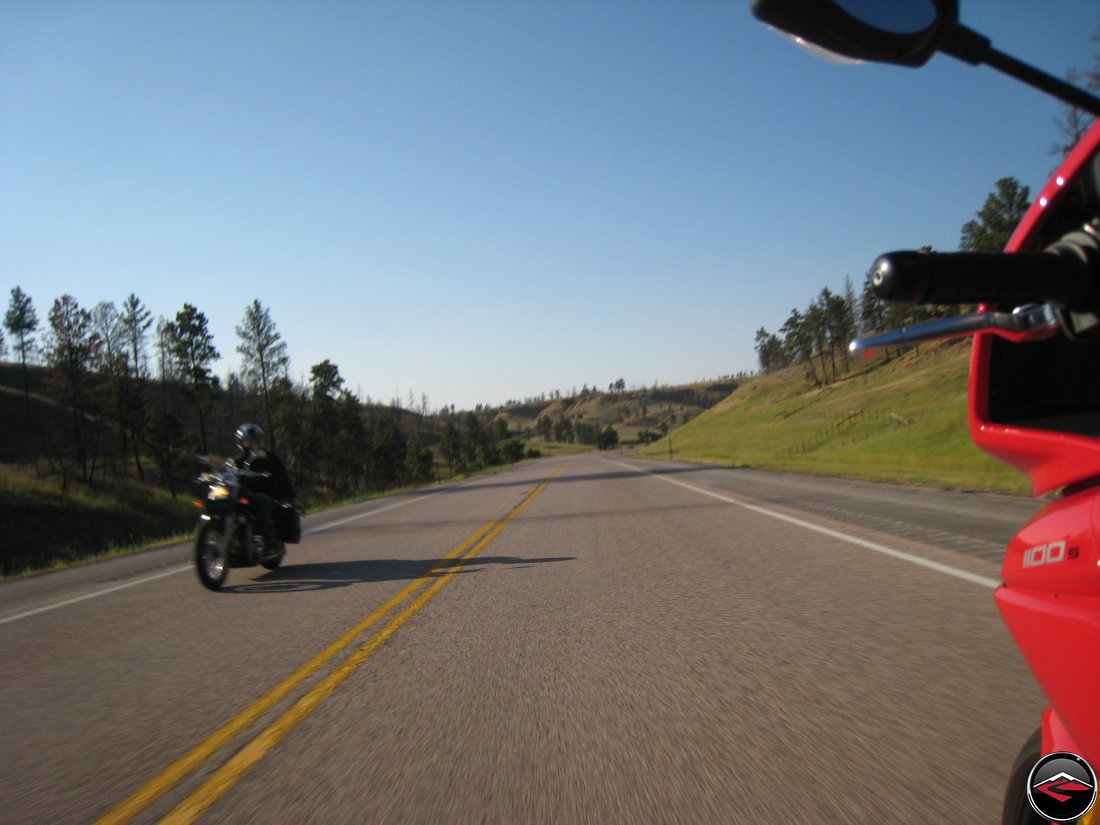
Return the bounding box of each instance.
[195,521,230,590]
[1001,728,1046,825]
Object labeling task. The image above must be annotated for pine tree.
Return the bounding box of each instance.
[236,300,290,448]
[5,287,40,451]
[168,304,220,451]
[118,295,152,479]
[46,295,103,485]
[960,177,1031,253]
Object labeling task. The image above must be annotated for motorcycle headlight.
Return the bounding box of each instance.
[208,484,231,500]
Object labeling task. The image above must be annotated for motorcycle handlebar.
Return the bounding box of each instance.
[871,244,1097,308]
[197,467,270,483]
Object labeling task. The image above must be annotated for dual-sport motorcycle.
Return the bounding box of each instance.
[192,456,301,591]
[752,2,1100,823]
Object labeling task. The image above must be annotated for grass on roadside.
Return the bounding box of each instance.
[0,463,197,579]
[640,343,1030,494]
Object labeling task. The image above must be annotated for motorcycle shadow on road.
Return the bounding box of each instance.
[224,554,576,594]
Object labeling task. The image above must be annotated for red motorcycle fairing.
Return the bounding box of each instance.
[1041,705,1088,769]
[997,488,1100,763]
[996,487,1100,763]
[996,580,1100,761]
[1002,488,1100,599]
[970,119,1100,497]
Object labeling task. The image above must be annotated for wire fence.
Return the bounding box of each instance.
[781,407,916,455]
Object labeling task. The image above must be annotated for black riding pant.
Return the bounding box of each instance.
[250,491,277,546]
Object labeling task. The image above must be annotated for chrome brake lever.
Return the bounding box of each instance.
[849,303,1062,353]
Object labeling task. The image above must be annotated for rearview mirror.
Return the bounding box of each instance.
[751,0,1100,116]
[750,0,956,67]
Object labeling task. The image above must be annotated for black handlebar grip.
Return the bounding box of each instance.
[870,248,1096,307]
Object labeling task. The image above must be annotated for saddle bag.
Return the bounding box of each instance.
[274,502,301,544]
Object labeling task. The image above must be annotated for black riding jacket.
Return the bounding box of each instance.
[240,449,295,500]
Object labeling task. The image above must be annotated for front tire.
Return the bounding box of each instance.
[1002,728,1046,825]
[195,521,230,590]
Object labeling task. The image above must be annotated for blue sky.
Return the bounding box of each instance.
[2,1,1098,410]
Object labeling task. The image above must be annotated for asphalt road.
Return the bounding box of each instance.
[0,455,1047,824]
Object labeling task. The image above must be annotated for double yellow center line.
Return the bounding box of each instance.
[96,468,561,825]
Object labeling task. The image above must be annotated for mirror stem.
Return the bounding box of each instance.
[942,25,1100,117]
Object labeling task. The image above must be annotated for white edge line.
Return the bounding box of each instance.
[607,458,1001,590]
[0,565,191,625]
[1,491,441,626]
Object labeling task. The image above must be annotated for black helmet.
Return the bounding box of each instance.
[235,423,264,450]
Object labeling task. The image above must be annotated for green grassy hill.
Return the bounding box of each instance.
[640,342,1029,494]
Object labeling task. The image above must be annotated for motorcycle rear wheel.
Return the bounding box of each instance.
[261,542,285,571]
[195,522,230,590]
[1001,728,1046,825]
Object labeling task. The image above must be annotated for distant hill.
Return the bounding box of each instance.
[494,379,740,444]
[639,343,1028,494]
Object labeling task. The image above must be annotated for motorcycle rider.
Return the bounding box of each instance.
[233,423,295,556]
